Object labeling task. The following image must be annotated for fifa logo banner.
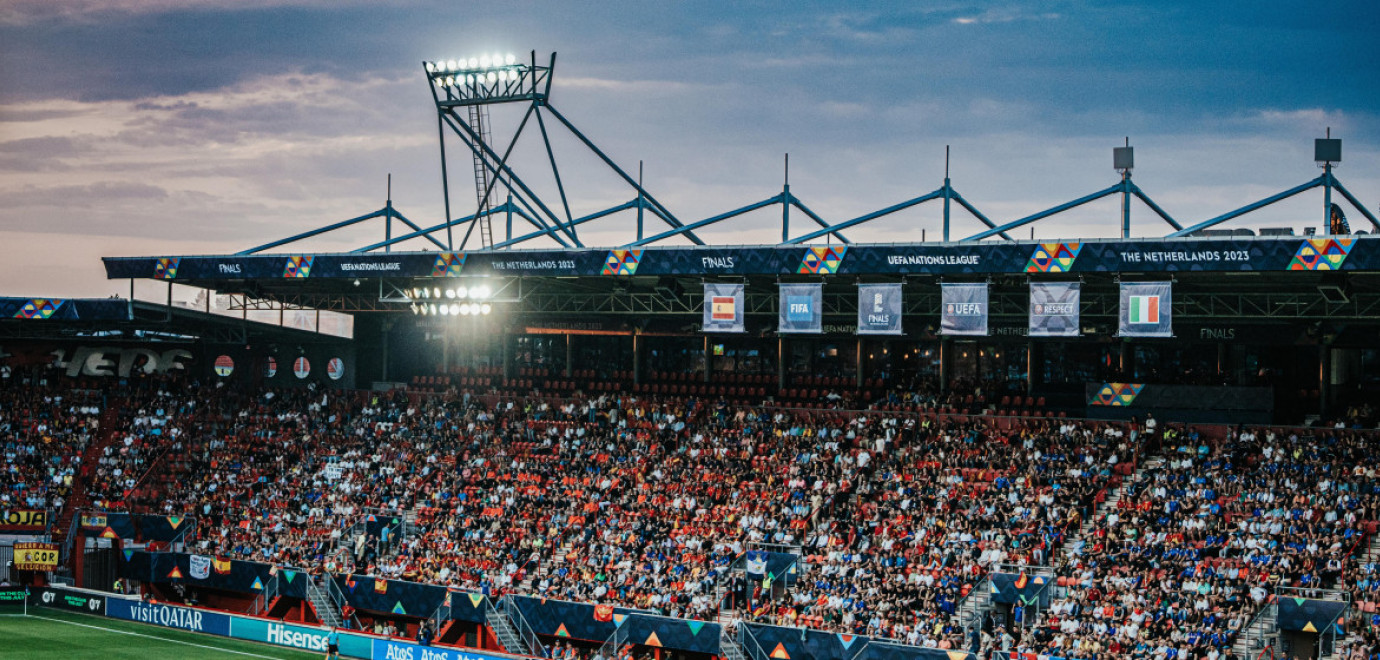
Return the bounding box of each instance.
[1119,281,1173,337]
[1029,281,1080,337]
[778,283,822,334]
[702,283,745,333]
[857,283,903,335]
[940,283,988,336]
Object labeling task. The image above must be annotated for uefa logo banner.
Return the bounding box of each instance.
[1119,281,1173,337]
[856,283,903,335]
[702,283,745,333]
[778,283,822,334]
[1029,281,1081,337]
[940,282,989,336]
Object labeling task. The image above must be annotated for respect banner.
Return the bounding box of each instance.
[1029,281,1080,337]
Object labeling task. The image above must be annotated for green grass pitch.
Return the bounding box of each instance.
[0,608,327,659]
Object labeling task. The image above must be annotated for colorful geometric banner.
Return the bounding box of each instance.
[798,246,847,274]
[431,252,466,277]
[283,256,313,278]
[602,249,642,275]
[1090,382,1145,407]
[1119,281,1173,337]
[1025,242,1082,273]
[778,283,822,334]
[940,283,988,336]
[1029,281,1080,337]
[1289,237,1354,271]
[703,283,745,333]
[856,283,902,335]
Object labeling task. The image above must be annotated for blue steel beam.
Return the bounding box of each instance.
[1128,184,1184,231]
[1330,178,1380,232]
[533,106,578,243]
[353,202,570,252]
[541,104,706,246]
[629,196,782,247]
[1167,177,1323,237]
[387,209,450,251]
[489,199,639,250]
[785,190,945,245]
[963,182,1123,241]
[948,190,1014,241]
[238,209,386,255]
[440,111,582,247]
[787,196,851,244]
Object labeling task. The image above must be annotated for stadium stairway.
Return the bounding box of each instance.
[1232,600,1279,660]
[53,401,124,544]
[305,577,344,628]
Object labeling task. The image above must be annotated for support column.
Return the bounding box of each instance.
[777,337,787,393]
[704,336,712,383]
[939,338,952,394]
[1120,341,1132,379]
[632,333,642,386]
[565,333,573,378]
[856,338,865,388]
[1320,343,1331,420]
[1026,340,1037,395]
[381,323,391,382]
[502,332,513,384]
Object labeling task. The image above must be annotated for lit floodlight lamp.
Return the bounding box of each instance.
[447,59,458,71]
[457,303,469,315]
[432,287,441,298]
[455,286,468,299]
[505,53,516,65]
[439,304,449,315]
[468,57,478,68]
[425,62,435,73]
[474,285,492,299]
[444,288,456,299]
[486,71,496,83]
[480,55,491,68]
[419,304,429,315]
[480,303,492,315]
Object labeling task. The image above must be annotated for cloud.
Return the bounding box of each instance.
[0,0,387,26]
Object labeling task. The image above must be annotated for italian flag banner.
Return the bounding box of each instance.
[1119,281,1172,337]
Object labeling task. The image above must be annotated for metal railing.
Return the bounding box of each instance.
[501,596,547,657]
[737,624,771,660]
[1238,600,1278,656]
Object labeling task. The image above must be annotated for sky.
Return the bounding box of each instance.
[1,0,1377,298]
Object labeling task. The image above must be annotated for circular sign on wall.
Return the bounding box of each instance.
[213,355,234,377]
[293,357,311,379]
[263,357,277,378]
[326,357,345,381]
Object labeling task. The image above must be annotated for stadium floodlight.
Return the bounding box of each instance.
[455,286,468,299]
[439,304,450,315]
[424,50,550,108]
[432,287,441,298]
[480,303,492,315]
[444,288,455,299]
[473,284,492,299]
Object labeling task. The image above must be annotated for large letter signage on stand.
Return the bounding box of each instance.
[1029,281,1081,337]
[857,284,903,335]
[940,283,989,336]
[703,283,745,333]
[1119,281,1173,337]
[778,283,822,334]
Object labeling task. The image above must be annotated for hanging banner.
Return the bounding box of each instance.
[857,283,903,335]
[1119,281,1173,337]
[1029,281,1080,337]
[778,283,822,334]
[14,542,59,571]
[702,283,745,333]
[940,283,988,336]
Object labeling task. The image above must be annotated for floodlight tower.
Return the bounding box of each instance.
[1316,128,1342,235]
[1114,139,1134,239]
[422,51,703,251]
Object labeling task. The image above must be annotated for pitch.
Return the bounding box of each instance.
[0,609,323,660]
